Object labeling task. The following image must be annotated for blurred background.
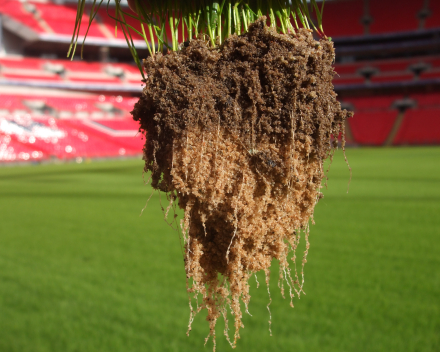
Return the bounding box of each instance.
[0,0,439,351]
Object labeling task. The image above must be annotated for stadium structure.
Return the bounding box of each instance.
[0,0,439,163]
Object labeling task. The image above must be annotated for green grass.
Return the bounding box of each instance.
[0,147,439,352]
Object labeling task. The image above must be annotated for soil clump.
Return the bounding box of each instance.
[133,18,352,348]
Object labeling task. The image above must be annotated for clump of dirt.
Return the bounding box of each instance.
[133,17,351,349]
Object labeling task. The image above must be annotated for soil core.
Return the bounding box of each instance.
[133,18,352,348]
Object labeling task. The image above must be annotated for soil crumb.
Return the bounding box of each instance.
[133,18,352,349]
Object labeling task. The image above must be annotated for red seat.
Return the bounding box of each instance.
[0,133,48,161]
[126,78,144,85]
[425,0,440,29]
[348,111,397,145]
[411,93,440,108]
[0,93,142,161]
[370,0,423,34]
[419,71,440,79]
[67,76,120,84]
[333,62,365,75]
[0,95,28,110]
[0,57,46,69]
[97,8,145,41]
[0,56,143,87]
[119,63,144,75]
[90,119,144,151]
[96,119,140,130]
[373,60,413,73]
[370,73,414,83]
[1,73,62,82]
[346,96,400,111]
[412,56,440,69]
[53,60,105,72]
[42,96,101,113]
[34,2,105,37]
[332,76,365,85]
[321,0,364,37]
[394,108,440,144]
[97,8,186,44]
[64,119,142,154]
[106,96,139,112]
[0,0,45,33]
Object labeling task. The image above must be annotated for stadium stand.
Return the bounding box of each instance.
[369,0,423,34]
[394,108,440,145]
[343,95,401,111]
[97,7,144,40]
[0,89,142,161]
[321,0,364,37]
[322,0,437,37]
[0,0,45,33]
[332,75,365,85]
[411,92,440,107]
[420,70,440,80]
[0,113,143,161]
[348,110,398,145]
[0,133,47,161]
[333,54,440,88]
[33,2,105,37]
[0,56,143,91]
[0,0,440,162]
[370,73,414,84]
[425,0,440,29]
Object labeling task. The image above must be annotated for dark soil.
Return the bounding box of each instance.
[133,18,352,349]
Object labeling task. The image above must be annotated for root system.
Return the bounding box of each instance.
[133,18,352,349]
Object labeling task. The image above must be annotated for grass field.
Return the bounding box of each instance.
[0,147,439,352]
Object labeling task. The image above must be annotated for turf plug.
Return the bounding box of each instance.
[133,19,351,348]
[70,1,353,349]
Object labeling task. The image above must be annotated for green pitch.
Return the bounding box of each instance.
[0,147,439,352]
